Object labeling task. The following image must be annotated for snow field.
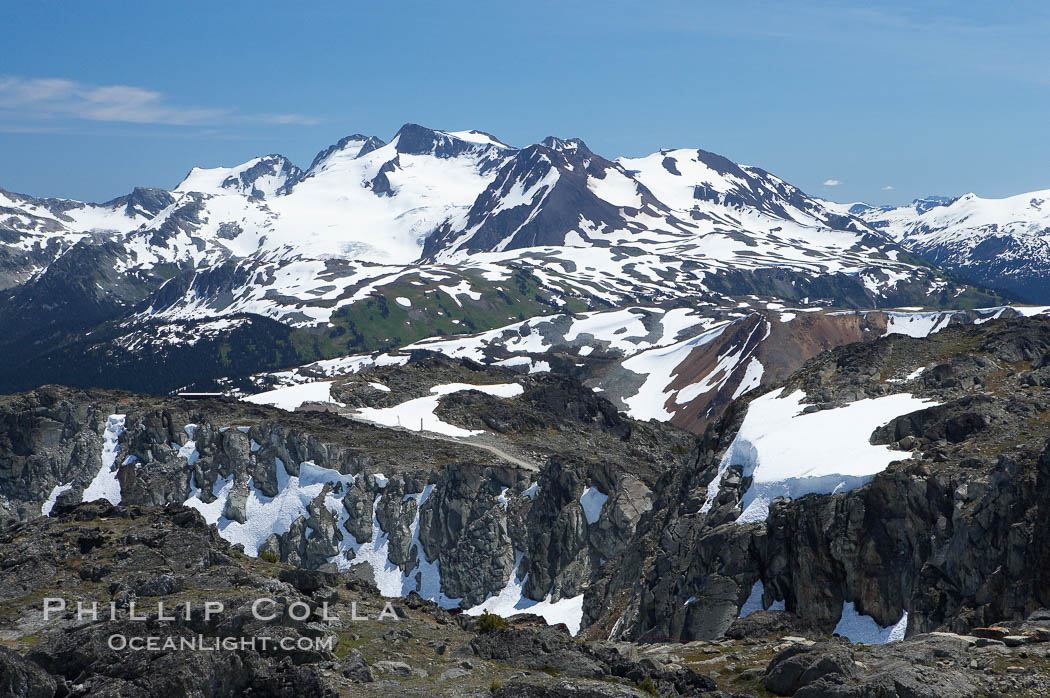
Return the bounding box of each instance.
[702,389,937,523]
[243,381,340,411]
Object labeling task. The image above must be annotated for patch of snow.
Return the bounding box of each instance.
[82,414,126,506]
[620,322,731,420]
[464,552,585,635]
[352,382,523,437]
[189,460,355,556]
[494,356,533,369]
[579,486,608,525]
[496,487,510,510]
[731,357,764,399]
[395,296,412,308]
[738,580,785,617]
[885,312,953,338]
[243,381,340,411]
[833,601,908,644]
[437,279,481,307]
[587,168,643,208]
[184,474,234,524]
[42,483,73,516]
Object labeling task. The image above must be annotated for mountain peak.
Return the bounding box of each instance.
[306,134,385,173]
[174,154,302,199]
[393,123,510,157]
[541,136,591,155]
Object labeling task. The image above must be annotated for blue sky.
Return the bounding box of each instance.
[2,0,1047,204]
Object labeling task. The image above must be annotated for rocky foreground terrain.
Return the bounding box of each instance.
[0,500,1047,697]
[2,316,1050,695]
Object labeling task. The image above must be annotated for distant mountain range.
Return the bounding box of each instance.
[825,191,1050,302]
[0,123,1039,397]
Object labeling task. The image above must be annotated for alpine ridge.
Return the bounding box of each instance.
[0,123,1014,399]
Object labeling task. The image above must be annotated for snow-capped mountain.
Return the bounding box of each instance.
[838,191,1050,302]
[0,124,1009,395]
[0,185,172,287]
[174,154,302,199]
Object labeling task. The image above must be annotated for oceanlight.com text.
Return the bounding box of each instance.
[106,634,336,653]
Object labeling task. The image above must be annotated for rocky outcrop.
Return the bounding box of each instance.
[595,317,1050,642]
[0,368,688,621]
[5,317,1050,649]
[471,625,718,695]
[0,647,56,698]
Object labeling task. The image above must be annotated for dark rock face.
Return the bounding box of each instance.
[724,610,812,640]
[764,642,857,695]
[421,141,653,258]
[394,123,503,160]
[0,363,690,621]
[0,647,56,698]
[0,502,340,697]
[101,186,175,218]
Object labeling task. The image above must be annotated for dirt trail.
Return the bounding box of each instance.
[424,432,540,471]
[341,412,541,471]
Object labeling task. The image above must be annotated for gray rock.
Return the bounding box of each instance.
[0,647,56,698]
[764,643,855,696]
[439,666,471,680]
[223,476,250,523]
[373,660,412,677]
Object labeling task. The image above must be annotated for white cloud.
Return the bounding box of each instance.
[881,185,894,191]
[0,76,317,126]
[823,179,842,186]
